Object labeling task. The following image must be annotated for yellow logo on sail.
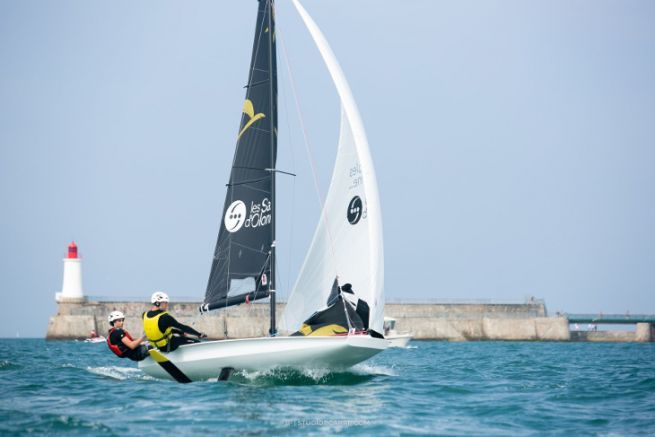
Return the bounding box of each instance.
[238,99,266,140]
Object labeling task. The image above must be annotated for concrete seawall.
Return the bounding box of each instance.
[47,299,578,341]
[384,302,570,341]
[569,323,655,342]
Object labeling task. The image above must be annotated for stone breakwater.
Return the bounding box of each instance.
[47,299,653,342]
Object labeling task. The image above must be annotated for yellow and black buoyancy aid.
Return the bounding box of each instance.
[143,311,173,349]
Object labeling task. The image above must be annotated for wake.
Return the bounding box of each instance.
[86,366,154,381]
[225,363,395,386]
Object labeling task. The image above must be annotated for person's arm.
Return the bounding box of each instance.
[160,314,206,338]
[121,332,146,350]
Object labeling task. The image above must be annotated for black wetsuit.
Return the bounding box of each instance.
[144,310,202,352]
[108,328,149,361]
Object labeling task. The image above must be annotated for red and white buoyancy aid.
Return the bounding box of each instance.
[106,328,134,357]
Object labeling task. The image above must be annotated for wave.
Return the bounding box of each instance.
[0,360,19,371]
[0,411,114,434]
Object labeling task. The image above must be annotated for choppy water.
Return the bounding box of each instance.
[1,339,654,435]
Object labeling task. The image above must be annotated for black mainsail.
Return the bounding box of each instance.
[202,0,277,322]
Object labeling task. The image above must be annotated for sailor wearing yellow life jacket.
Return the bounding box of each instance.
[143,291,207,352]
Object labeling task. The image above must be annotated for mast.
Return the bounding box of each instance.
[268,0,277,336]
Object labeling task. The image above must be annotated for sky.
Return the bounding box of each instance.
[1,0,654,338]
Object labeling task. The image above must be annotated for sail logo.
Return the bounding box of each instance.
[349,163,363,190]
[347,196,363,225]
[224,200,247,233]
[237,99,265,140]
[245,198,272,228]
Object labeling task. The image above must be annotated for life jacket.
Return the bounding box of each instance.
[143,311,173,349]
[106,327,134,357]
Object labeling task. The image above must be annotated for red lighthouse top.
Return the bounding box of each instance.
[67,241,78,259]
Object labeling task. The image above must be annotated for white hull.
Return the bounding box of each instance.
[138,335,387,382]
[386,333,413,348]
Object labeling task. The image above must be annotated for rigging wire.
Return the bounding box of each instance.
[277,23,340,282]
[275,12,299,304]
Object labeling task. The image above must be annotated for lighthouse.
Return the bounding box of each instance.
[55,241,85,302]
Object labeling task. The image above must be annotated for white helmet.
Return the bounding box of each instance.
[108,310,125,324]
[151,291,170,305]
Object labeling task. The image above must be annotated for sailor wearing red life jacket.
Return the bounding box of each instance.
[107,311,149,362]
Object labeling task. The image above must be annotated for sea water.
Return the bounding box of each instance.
[1,339,654,435]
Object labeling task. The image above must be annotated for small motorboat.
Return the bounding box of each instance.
[84,330,106,343]
[384,317,413,348]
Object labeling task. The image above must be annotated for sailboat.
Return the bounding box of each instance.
[139,0,386,382]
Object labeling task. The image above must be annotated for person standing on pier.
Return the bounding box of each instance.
[106,311,149,361]
[142,291,207,352]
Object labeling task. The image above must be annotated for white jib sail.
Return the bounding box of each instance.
[281,0,384,334]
